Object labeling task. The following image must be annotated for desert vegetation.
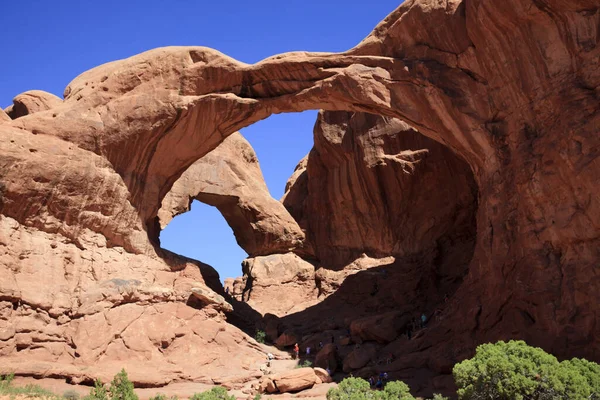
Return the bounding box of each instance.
[326,340,599,400]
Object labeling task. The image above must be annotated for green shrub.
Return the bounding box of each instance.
[190,387,235,400]
[430,394,449,400]
[253,394,262,400]
[453,340,600,400]
[327,377,372,400]
[326,377,415,400]
[64,389,81,400]
[296,360,313,368]
[149,394,167,400]
[109,369,138,400]
[254,330,266,344]
[86,379,109,400]
[380,380,414,400]
[0,373,15,389]
[0,378,59,399]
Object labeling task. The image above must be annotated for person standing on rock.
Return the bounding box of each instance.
[293,343,299,359]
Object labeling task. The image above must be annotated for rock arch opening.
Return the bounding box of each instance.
[3,0,599,396]
[160,200,248,283]
[156,107,479,363]
[157,111,318,282]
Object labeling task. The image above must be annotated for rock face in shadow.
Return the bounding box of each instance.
[240,112,477,329]
[283,111,477,270]
[158,132,304,257]
[0,0,599,396]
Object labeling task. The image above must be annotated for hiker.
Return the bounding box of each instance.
[375,377,383,389]
[421,313,427,328]
[225,286,230,296]
[294,343,300,359]
[306,346,311,356]
[266,352,274,367]
[319,341,324,349]
[369,376,375,387]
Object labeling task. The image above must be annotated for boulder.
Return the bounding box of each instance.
[313,367,333,384]
[271,368,319,393]
[242,253,318,317]
[190,287,233,312]
[343,343,379,373]
[314,343,338,373]
[350,311,409,344]
[275,329,300,348]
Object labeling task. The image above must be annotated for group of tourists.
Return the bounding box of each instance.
[406,312,428,340]
[368,372,389,389]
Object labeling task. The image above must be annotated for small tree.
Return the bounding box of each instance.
[0,373,15,389]
[296,360,313,368]
[88,379,109,400]
[380,381,415,400]
[109,369,138,400]
[190,387,235,400]
[254,330,266,344]
[453,340,600,400]
[327,377,372,400]
[326,377,415,400]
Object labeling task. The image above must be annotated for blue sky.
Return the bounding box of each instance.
[1,0,401,281]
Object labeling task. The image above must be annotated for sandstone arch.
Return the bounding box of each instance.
[158,132,305,257]
[0,0,598,392]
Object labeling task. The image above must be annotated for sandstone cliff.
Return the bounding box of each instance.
[0,0,598,397]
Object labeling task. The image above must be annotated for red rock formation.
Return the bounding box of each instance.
[283,111,477,270]
[3,90,62,119]
[158,132,304,257]
[241,253,319,317]
[0,0,598,396]
[0,108,10,122]
[262,368,319,394]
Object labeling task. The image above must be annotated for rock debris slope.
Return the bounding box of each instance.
[0,0,599,395]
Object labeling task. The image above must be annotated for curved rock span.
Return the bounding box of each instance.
[1,0,599,396]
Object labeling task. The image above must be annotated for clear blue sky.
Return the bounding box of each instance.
[1,0,401,282]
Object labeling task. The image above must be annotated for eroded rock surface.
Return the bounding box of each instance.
[159,132,304,256]
[0,0,599,397]
[0,108,10,122]
[241,253,318,317]
[283,111,477,269]
[4,90,62,119]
